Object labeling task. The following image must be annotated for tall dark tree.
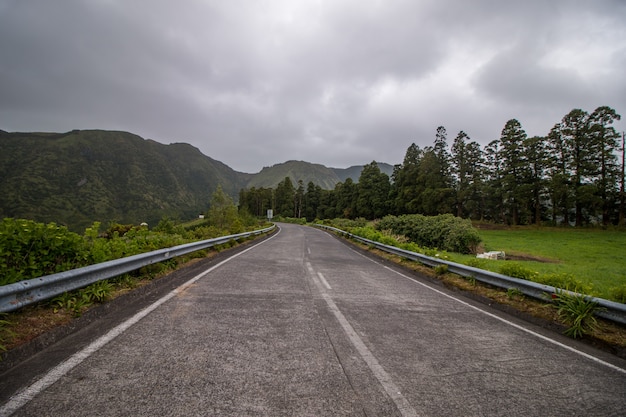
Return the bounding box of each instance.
[483,139,505,222]
[524,136,549,225]
[238,187,272,217]
[391,143,422,214]
[416,148,443,215]
[561,109,595,226]
[304,181,321,221]
[274,176,295,217]
[434,126,451,182]
[588,106,621,225]
[464,141,485,220]
[294,180,305,218]
[356,161,390,219]
[620,132,626,226]
[318,188,337,219]
[547,123,572,225]
[414,127,454,215]
[450,131,472,217]
[335,178,357,218]
[500,119,528,225]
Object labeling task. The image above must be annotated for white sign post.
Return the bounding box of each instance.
[267,209,273,220]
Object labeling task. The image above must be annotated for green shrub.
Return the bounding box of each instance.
[0,218,88,286]
[498,263,537,280]
[609,285,626,303]
[539,273,592,295]
[375,214,481,254]
[434,265,448,275]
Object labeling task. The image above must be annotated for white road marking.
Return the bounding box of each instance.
[306,262,419,417]
[348,246,626,376]
[0,229,281,417]
[317,272,332,290]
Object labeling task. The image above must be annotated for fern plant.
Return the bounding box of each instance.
[551,289,604,338]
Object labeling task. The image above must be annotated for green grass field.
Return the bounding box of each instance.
[448,228,626,300]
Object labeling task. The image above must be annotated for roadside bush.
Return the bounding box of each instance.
[376,214,481,254]
[498,263,537,280]
[273,216,307,225]
[2,215,270,288]
[0,218,88,286]
[609,285,626,303]
[539,273,592,295]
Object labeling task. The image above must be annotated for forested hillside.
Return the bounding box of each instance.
[0,130,251,231]
[246,160,341,189]
[245,160,394,189]
[0,129,391,231]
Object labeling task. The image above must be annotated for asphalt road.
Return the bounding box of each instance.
[1,223,625,416]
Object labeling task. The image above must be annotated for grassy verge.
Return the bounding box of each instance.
[446,226,626,301]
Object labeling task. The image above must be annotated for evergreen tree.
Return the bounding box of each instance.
[464,141,485,220]
[500,119,528,224]
[434,126,451,183]
[335,179,357,218]
[547,123,572,225]
[391,143,422,214]
[356,161,390,219]
[239,186,273,217]
[450,131,471,217]
[588,106,621,225]
[294,180,305,218]
[483,139,505,222]
[274,177,295,217]
[524,136,549,225]
[561,109,594,226]
[304,181,321,221]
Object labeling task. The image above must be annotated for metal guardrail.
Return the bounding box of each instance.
[0,225,275,313]
[316,224,626,326]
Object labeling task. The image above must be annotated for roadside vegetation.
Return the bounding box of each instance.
[317,217,625,302]
[314,216,624,346]
[0,186,270,354]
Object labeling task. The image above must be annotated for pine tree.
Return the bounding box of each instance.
[500,119,528,225]
[356,161,390,219]
[588,106,621,225]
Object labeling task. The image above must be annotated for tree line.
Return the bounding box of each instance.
[239,106,624,226]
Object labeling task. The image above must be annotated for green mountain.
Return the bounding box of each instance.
[246,161,395,189]
[0,129,393,231]
[0,129,250,231]
[246,160,341,189]
[332,163,394,183]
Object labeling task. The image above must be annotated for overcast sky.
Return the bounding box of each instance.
[1,0,625,173]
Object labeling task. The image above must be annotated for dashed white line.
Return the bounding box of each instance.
[306,261,419,417]
[317,272,332,290]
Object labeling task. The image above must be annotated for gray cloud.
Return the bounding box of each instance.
[1,0,624,173]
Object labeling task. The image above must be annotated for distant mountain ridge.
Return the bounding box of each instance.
[0,129,393,230]
[247,160,393,189]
